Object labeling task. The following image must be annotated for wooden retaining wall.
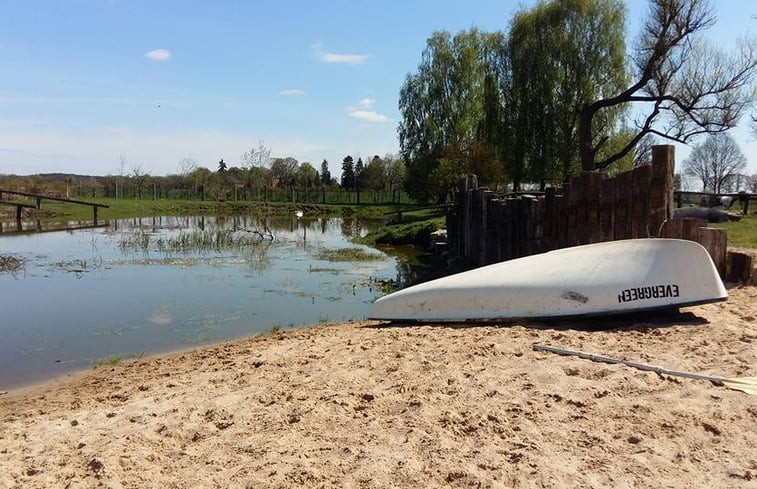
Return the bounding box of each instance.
[447,145,751,283]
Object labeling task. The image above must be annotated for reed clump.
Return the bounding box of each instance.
[118,229,273,253]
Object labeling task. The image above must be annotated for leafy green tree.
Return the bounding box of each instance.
[340,155,355,189]
[432,141,505,196]
[320,159,332,186]
[362,155,386,191]
[354,158,365,191]
[270,157,298,187]
[241,141,272,188]
[399,29,506,202]
[187,167,212,199]
[509,0,628,186]
[247,166,272,188]
[296,162,318,188]
[382,154,405,192]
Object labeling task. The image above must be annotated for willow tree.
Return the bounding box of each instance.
[398,29,507,203]
[508,0,629,187]
[580,0,757,171]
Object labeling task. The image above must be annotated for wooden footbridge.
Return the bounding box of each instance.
[0,189,109,223]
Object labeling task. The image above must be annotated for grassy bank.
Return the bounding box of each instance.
[354,207,446,248]
[711,214,757,249]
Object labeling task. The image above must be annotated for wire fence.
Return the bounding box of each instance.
[68,184,415,205]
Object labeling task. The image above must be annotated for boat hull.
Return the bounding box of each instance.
[369,239,728,321]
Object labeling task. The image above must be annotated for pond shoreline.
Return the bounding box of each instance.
[0,216,402,389]
[2,287,756,488]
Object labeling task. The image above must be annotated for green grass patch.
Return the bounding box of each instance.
[711,214,757,249]
[354,207,446,248]
[316,247,383,262]
[356,218,445,248]
[92,355,122,367]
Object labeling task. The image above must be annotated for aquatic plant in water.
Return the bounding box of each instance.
[118,228,276,254]
[316,247,383,262]
[0,255,24,275]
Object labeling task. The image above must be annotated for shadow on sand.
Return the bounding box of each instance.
[365,307,710,332]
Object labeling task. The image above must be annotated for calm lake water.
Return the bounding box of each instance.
[0,216,401,389]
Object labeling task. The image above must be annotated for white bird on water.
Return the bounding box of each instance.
[295,210,304,218]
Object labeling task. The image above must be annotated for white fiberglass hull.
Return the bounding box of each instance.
[369,239,727,321]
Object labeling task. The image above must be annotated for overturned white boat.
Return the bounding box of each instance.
[369,238,727,321]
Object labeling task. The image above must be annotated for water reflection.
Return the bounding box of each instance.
[0,215,398,389]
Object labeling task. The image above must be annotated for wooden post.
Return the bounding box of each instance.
[614,170,633,240]
[93,206,98,225]
[532,196,544,254]
[567,175,582,247]
[659,218,683,239]
[584,172,606,244]
[726,251,754,283]
[558,184,570,249]
[543,187,556,251]
[631,164,652,238]
[649,145,675,236]
[482,190,493,264]
[680,217,707,242]
[697,227,727,278]
[599,177,616,242]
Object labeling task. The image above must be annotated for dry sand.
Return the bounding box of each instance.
[1,287,756,488]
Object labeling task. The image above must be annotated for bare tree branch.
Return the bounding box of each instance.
[580,0,757,171]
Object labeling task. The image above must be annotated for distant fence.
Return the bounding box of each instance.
[447,145,755,283]
[68,185,413,206]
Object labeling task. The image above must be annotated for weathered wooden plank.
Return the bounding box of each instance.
[681,217,708,242]
[532,196,545,254]
[584,172,606,244]
[659,218,683,239]
[631,164,653,238]
[726,251,754,284]
[566,176,582,247]
[482,190,494,265]
[558,184,570,249]
[649,145,675,236]
[697,227,727,278]
[614,170,633,240]
[543,187,556,251]
[599,178,617,242]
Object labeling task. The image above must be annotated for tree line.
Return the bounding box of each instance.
[0,143,410,204]
[398,0,756,203]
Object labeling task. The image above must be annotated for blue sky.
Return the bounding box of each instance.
[0,0,755,178]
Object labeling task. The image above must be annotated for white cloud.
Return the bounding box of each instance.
[279,89,306,96]
[144,49,172,62]
[348,110,390,123]
[312,43,367,65]
[346,98,389,123]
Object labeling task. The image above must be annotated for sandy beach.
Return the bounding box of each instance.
[1,286,756,488]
